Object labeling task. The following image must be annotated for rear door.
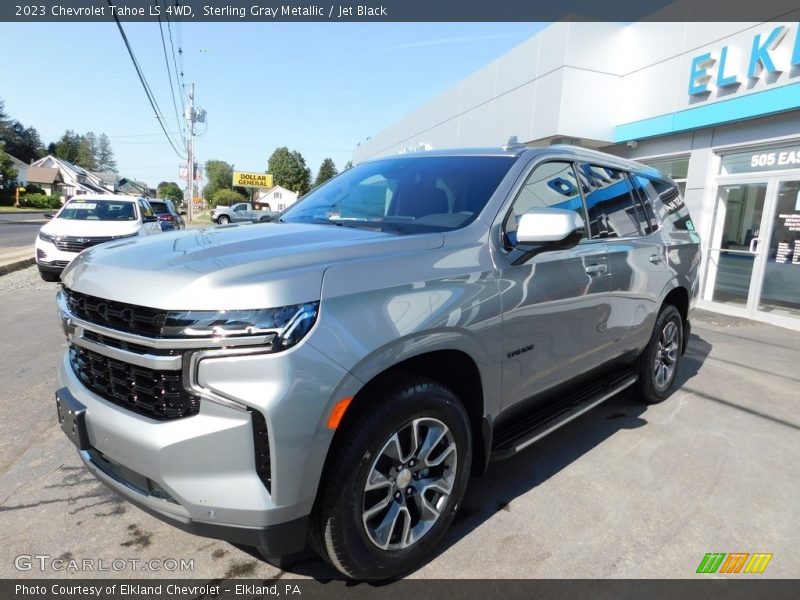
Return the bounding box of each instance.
[576,163,670,357]
[497,159,612,411]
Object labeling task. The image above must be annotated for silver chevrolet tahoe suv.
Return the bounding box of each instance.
[54,145,700,579]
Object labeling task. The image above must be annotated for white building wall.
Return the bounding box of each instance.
[353,14,800,163]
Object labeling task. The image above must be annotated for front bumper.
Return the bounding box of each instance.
[56,331,353,553]
[34,239,77,271]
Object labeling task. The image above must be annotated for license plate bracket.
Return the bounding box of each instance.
[56,388,90,450]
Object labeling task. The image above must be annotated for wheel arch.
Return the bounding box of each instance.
[660,285,690,353]
[326,349,490,479]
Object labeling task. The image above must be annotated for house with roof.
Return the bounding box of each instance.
[253,185,299,212]
[28,155,114,197]
[5,154,29,185]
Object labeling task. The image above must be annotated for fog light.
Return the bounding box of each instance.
[37,248,47,260]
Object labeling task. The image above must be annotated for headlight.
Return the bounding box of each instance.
[39,231,56,243]
[161,302,319,349]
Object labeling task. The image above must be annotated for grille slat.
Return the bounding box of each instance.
[64,288,168,337]
[69,343,199,420]
[55,236,115,253]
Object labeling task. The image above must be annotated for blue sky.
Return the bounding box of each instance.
[0,22,543,188]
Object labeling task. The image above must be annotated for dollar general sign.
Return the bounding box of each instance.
[233,171,274,188]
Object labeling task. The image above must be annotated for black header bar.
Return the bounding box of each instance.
[3,0,800,22]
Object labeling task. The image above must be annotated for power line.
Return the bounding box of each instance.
[174,6,187,100]
[162,0,187,108]
[157,6,186,146]
[106,0,186,160]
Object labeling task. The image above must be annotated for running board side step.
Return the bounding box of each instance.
[490,370,638,461]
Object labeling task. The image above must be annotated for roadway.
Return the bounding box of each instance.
[0,212,47,249]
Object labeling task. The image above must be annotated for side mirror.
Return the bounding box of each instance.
[44,213,55,219]
[512,208,585,265]
[516,207,584,244]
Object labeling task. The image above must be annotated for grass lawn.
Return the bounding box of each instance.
[0,206,51,214]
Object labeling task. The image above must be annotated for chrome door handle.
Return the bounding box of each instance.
[749,238,760,254]
[584,264,608,275]
[648,254,663,264]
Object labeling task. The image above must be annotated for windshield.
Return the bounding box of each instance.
[148,201,169,214]
[280,155,518,233]
[58,199,137,221]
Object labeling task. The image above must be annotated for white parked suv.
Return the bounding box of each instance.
[35,195,163,281]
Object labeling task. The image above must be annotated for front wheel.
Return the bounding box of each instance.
[310,378,472,579]
[636,304,683,404]
[217,215,230,225]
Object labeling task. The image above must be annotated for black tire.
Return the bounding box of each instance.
[636,304,683,404]
[217,215,230,225]
[310,378,472,579]
[39,269,60,282]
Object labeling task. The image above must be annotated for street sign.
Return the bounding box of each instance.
[233,171,273,189]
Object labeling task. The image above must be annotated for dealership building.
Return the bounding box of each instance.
[353,20,800,330]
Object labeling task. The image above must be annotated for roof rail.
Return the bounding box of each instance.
[502,136,527,151]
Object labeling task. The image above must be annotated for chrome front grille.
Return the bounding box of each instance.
[63,288,168,337]
[57,287,275,420]
[68,343,199,420]
[55,235,115,253]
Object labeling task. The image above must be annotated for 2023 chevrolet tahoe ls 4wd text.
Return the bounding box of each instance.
[54,145,700,579]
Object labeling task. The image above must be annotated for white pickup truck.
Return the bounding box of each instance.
[211,202,277,225]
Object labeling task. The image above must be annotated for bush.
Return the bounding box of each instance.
[19,193,62,209]
[209,188,247,208]
[23,183,45,195]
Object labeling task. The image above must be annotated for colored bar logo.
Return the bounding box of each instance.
[697,553,773,574]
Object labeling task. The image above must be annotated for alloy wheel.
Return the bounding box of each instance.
[361,417,457,551]
[654,320,679,389]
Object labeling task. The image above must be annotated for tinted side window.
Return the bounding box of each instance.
[137,200,153,219]
[577,164,643,239]
[505,161,586,245]
[629,175,659,234]
[638,175,694,231]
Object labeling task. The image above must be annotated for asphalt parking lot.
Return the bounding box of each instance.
[0,265,798,580]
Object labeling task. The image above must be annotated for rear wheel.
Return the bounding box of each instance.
[39,269,60,282]
[636,304,683,404]
[310,378,472,579]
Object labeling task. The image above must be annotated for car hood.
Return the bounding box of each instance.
[41,217,140,237]
[61,222,444,310]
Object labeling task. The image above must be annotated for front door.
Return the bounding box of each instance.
[497,159,611,411]
[705,182,768,308]
[704,177,800,325]
[756,179,800,319]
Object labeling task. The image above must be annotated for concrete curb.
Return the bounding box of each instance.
[0,246,35,277]
[0,257,35,276]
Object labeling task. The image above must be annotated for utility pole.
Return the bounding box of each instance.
[186,83,195,222]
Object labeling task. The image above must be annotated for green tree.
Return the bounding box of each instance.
[75,131,98,170]
[314,158,338,187]
[50,130,81,163]
[267,147,311,195]
[0,99,45,164]
[343,160,354,170]
[96,133,117,171]
[0,147,17,191]
[157,181,184,205]
[209,188,246,208]
[202,159,247,199]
